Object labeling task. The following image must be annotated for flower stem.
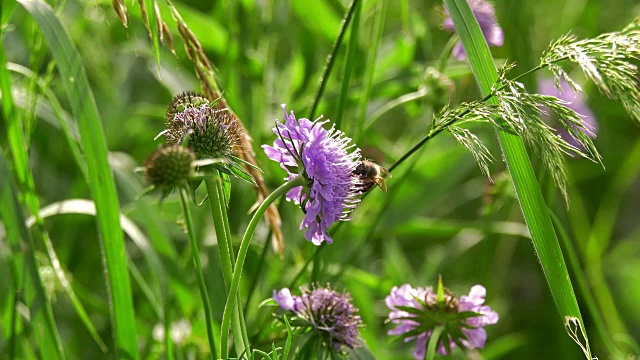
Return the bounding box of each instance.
[204,172,250,357]
[211,173,251,353]
[178,188,216,359]
[244,198,285,316]
[219,176,306,359]
[425,325,445,360]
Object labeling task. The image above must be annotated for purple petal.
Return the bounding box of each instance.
[273,288,296,311]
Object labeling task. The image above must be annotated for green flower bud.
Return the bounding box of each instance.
[145,146,195,193]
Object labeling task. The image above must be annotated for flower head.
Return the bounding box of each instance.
[145,146,195,196]
[443,0,504,61]
[273,285,363,351]
[538,77,598,148]
[262,105,362,245]
[159,93,241,160]
[386,282,498,358]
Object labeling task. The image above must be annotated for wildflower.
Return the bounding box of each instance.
[538,77,598,148]
[145,146,195,195]
[262,105,362,245]
[273,285,363,351]
[386,282,498,358]
[159,92,241,160]
[443,0,504,61]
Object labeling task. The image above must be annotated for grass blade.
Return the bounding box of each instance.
[334,0,361,131]
[0,152,65,360]
[443,0,592,357]
[17,0,139,357]
[309,0,361,119]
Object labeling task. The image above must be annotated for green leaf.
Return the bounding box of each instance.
[443,0,591,357]
[221,172,231,206]
[17,0,139,357]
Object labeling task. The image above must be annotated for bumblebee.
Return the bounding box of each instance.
[353,159,392,193]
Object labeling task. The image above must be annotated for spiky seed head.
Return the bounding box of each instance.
[145,146,195,192]
[163,104,242,159]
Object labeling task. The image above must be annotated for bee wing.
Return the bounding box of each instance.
[379,166,392,179]
[373,176,387,192]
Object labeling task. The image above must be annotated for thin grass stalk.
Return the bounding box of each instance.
[219,176,306,359]
[309,0,361,119]
[163,303,174,360]
[444,0,592,357]
[356,0,387,144]
[334,0,361,131]
[179,188,216,359]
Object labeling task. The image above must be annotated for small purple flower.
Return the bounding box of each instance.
[262,105,362,245]
[443,0,504,61]
[386,283,498,358]
[538,78,598,148]
[273,285,363,351]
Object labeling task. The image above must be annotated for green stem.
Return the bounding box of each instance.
[244,199,286,316]
[309,0,361,119]
[334,0,361,131]
[438,35,459,71]
[220,176,306,359]
[425,325,445,360]
[204,173,248,357]
[179,188,216,359]
[288,244,325,289]
[205,175,234,284]
[211,173,251,355]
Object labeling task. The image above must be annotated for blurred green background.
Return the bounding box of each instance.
[1,0,639,358]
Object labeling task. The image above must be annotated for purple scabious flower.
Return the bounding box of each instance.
[386,284,498,358]
[273,286,363,351]
[262,105,362,245]
[538,78,598,148]
[443,0,504,61]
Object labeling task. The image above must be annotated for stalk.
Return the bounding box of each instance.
[219,176,306,358]
[179,188,216,359]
